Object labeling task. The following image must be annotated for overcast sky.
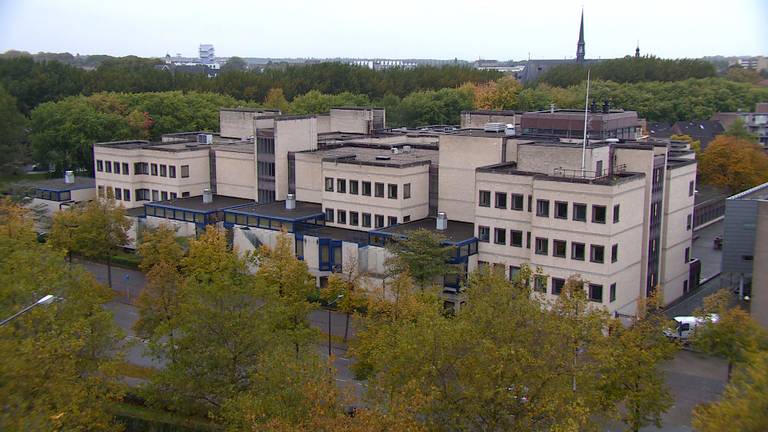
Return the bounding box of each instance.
[1,0,766,61]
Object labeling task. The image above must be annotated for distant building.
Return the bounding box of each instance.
[460,110,520,129]
[199,44,215,63]
[158,44,221,77]
[711,102,768,148]
[520,103,642,141]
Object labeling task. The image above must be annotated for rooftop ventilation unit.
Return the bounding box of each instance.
[202,188,213,204]
[64,170,75,184]
[483,122,506,133]
[375,155,391,160]
[286,193,296,210]
[197,133,213,144]
[403,145,412,153]
[391,147,400,154]
[436,212,447,231]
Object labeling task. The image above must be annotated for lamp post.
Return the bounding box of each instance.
[1,295,57,326]
[327,294,344,357]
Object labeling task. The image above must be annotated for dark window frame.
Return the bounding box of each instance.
[555,201,568,219]
[479,190,491,207]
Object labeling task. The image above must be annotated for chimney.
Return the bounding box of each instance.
[549,103,555,114]
[64,170,75,184]
[602,100,610,114]
[403,145,412,153]
[436,212,447,231]
[590,100,598,113]
[202,188,213,204]
[286,193,296,210]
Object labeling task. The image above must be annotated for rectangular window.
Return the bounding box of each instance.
[573,203,587,221]
[610,283,616,302]
[113,162,121,174]
[151,190,159,201]
[362,213,372,228]
[509,265,521,280]
[135,189,149,201]
[169,165,176,178]
[572,242,585,260]
[388,184,398,199]
[337,178,346,193]
[181,165,189,178]
[555,201,568,219]
[169,192,176,199]
[160,164,167,177]
[105,161,112,173]
[536,199,550,217]
[552,278,565,295]
[479,190,491,207]
[134,162,149,175]
[535,237,549,255]
[592,205,606,224]
[589,284,603,302]
[325,177,334,192]
[689,180,695,197]
[362,181,372,196]
[404,183,411,199]
[114,187,122,200]
[349,180,359,195]
[511,193,524,210]
[613,204,620,223]
[510,230,523,247]
[527,195,532,212]
[403,215,411,223]
[350,211,359,226]
[122,162,129,175]
[375,214,385,228]
[686,214,692,231]
[494,228,506,245]
[553,239,567,258]
[182,192,190,197]
[325,208,334,222]
[123,189,131,201]
[161,191,168,201]
[526,231,531,249]
[375,182,385,198]
[478,226,490,242]
[388,216,398,226]
[495,192,507,209]
[337,210,346,224]
[151,163,158,176]
[611,244,618,263]
[685,247,690,263]
[534,275,547,293]
[96,160,103,172]
[590,245,605,263]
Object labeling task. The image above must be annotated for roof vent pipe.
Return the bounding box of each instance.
[202,188,213,204]
[550,103,555,114]
[286,193,296,210]
[64,170,75,184]
[436,212,447,231]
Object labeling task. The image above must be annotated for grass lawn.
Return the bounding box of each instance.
[114,361,158,380]
[110,401,221,431]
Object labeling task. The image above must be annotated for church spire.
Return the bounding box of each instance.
[635,41,640,58]
[576,9,586,62]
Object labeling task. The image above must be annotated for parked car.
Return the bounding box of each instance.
[664,314,719,342]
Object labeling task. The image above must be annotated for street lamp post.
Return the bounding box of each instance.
[327,294,344,357]
[0,295,57,326]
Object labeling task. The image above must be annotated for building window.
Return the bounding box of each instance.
[123,189,131,201]
[588,284,603,303]
[495,192,507,209]
[553,239,567,258]
[479,190,491,207]
[325,208,335,223]
[169,165,176,178]
[404,183,411,199]
[371,182,383,198]
[610,283,616,302]
[113,162,121,174]
[350,211,359,226]
[403,215,411,223]
[511,193,524,210]
[325,177,334,192]
[362,181,371,196]
[151,163,158,176]
[96,160,103,172]
[114,188,122,200]
[552,278,565,295]
[337,178,346,193]
[535,237,549,255]
[686,214,692,231]
[573,203,587,221]
[494,228,506,245]
[683,280,689,294]
[181,165,189,178]
[375,214,385,228]
[534,275,547,293]
[388,216,397,226]
[509,265,521,280]
[134,162,149,175]
[510,230,523,247]
[169,192,176,199]
[555,201,568,219]
[572,242,585,260]
[105,161,112,173]
[536,199,550,217]
[135,189,149,201]
[478,226,490,242]
[613,204,620,223]
[527,195,532,212]
[161,191,168,201]
[350,180,359,195]
[337,210,346,224]
[362,213,371,228]
[388,184,398,199]
[160,164,167,177]
[152,190,159,201]
[590,245,605,263]
[689,180,695,197]
[122,162,129,175]
[592,205,606,223]
[526,231,531,249]
[611,244,618,263]
[182,192,190,198]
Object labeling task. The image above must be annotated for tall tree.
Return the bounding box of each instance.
[698,135,768,191]
[321,261,368,342]
[722,118,759,142]
[0,85,28,174]
[385,228,457,289]
[221,56,248,72]
[263,87,291,113]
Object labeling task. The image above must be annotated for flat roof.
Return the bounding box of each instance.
[330,106,385,111]
[448,129,510,138]
[307,145,438,168]
[146,195,253,213]
[125,207,146,217]
[477,162,645,186]
[374,217,476,244]
[24,176,95,191]
[462,110,520,115]
[226,200,324,221]
[695,184,732,206]
[213,142,254,154]
[298,225,371,244]
[220,107,280,113]
[728,182,768,201]
[95,140,213,153]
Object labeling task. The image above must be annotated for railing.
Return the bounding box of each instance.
[552,164,626,180]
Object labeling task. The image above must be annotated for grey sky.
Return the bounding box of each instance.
[1,0,765,60]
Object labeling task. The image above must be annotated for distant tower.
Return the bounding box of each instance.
[635,41,640,58]
[576,10,586,62]
[199,44,215,64]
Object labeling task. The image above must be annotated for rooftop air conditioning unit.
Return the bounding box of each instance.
[483,122,506,133]
[197,133,213,144]
[391,147,400,154]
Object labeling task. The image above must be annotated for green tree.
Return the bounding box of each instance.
[698,135,768,191]
[692,349,768,432]
[221,56,248,72]
[263,87,290,113]
[321,262,367,342]
[385,228,457,289]
[722,118,759,142]
[136,223,184,273]
[397,87,474,127]
[0,85,28,174]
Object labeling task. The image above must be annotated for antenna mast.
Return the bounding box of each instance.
[580,69,591,177]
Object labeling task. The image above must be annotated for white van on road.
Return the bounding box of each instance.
[664,315,719,342]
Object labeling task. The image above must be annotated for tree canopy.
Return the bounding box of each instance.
[698,135,768,192]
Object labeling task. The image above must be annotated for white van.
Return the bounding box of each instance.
[664,315,719,341]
